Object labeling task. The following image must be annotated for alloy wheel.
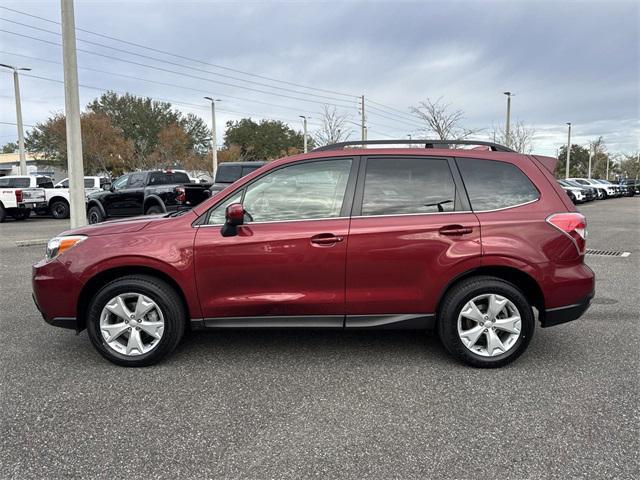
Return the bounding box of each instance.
[99,293,165,356]
[457,293,522,357]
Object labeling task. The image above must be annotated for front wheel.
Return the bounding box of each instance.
[87,206,104,224]
[438,276,534,368]
[86,275,186,367]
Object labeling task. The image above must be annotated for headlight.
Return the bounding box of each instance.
[45,235,87,261]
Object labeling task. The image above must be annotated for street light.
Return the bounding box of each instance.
[0,63,31,175]
[299,115,309,153]
[503,91,514,147]
[204,97,221,177]
[565,122,572,179]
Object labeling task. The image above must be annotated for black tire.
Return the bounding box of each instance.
[50,200,70,219]
[0,204,5,223]
[145,204,163,215]
[87,205,104,224]
[438,276,534,368]
[11,209,30,220]
[86,275,186,367]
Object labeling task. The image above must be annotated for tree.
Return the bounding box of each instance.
[410,97,481,140]
[224,118,307,160]
[25,112,135,175]
[619,152,640,179]
[1,142,17,154]
[313,105,352,146]
[555,144,591,178]
[491,121,536,153]
[87,92,210,163]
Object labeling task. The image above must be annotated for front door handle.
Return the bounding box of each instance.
[439,225,473,236]
[310,233,344,246]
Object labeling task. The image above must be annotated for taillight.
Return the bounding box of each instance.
[175,186,186,203]
[15,189,23,202]
[546,212,587,255]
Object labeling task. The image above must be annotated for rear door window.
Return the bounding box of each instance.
[10,178,31,188]
[457,158,539,211]
[127,173,146,188]
[216,164,241,183]
[360,157,457,216]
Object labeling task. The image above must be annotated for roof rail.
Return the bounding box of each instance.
[312,139,515,153]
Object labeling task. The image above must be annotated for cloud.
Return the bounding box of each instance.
[0,0,637,156]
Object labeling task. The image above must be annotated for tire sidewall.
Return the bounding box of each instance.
[86,277,185,367]
[145,205,163,215]
[87,206,103,224]
[439,278,534,367]
[51,200,70,219]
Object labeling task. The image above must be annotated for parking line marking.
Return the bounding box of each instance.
[15,239,49,247]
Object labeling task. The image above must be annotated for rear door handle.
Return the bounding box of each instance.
[439,225,473,236]
[310,233,344,246]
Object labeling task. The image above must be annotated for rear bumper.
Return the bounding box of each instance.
[541,290,594,328]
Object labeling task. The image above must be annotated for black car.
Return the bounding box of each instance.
[86,170,210,223]
[210,161,267,194]
[616,179,639,196]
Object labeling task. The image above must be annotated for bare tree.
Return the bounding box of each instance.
[410,97,481,140]
[313,105,353,146]
[491,121,536,153]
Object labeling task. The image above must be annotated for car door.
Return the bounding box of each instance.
[193,157,356,324]
[121,172,147,215]
[345,155,481,327]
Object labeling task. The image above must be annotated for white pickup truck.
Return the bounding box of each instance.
[0,176,47,222]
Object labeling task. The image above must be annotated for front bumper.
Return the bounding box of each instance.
[32,258,83,331]
[32,294,77,330]
[541,290,594,328]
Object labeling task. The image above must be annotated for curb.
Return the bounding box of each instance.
[16,239,49,247]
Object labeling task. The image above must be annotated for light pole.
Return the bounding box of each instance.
[0,63,31,175]
[204,97,220,177]
[588,142,594,179]
[565,122,572,179]
[61,0,86,228]
[299,115,309,153]
[503,91,514,147]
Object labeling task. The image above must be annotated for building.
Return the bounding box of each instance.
[0,153,66,181]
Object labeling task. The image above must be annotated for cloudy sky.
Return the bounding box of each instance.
[1,0,638,156]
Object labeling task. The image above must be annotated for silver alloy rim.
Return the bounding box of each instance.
[99,293,165,356]
[457,293,521,357]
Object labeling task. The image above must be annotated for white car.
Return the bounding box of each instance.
[568,178,616,199]
[54,176,111,194]
[0,176,47,222]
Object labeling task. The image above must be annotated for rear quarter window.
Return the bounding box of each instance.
[457,158,539,211]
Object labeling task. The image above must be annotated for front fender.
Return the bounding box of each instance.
[86,199,106,218]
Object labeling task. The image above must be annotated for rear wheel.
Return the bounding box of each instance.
[50,200,70,219]
[438,276,534,368]
[86,275,186,367]
[87,205,104,224]
[0,204,5,223]
[145,204,163,215]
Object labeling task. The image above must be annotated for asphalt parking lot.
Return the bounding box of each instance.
[1,198,638,479]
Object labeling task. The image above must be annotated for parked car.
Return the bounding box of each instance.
[616,178,639,196]
[568,178,615,199]
[85,170,205,224]
[563,180,597,201]
[0,176,47,222]
[209,161,267,194]
[54,176,111,193]
[1,174,78,219]
[33,140,594,368]
[557,179,591,203]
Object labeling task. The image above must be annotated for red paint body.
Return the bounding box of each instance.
[32,148,594,329]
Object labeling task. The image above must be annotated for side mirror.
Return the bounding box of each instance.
[221,203,245,237]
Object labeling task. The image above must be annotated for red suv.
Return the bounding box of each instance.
[32,140,594,368]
